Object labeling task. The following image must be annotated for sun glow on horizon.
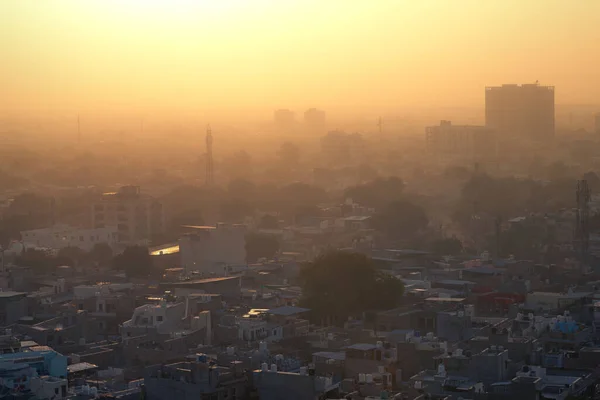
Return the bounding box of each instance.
[2,0,600,114]
[98,0,255,19]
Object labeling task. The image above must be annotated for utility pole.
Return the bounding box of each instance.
[205,125,214,186]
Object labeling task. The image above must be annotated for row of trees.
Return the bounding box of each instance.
[453,172,600,228]
[16,242,113,271]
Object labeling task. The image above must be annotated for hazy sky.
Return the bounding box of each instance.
[2,0,600,115]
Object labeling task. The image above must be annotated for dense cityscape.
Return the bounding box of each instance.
[3,1,600,399]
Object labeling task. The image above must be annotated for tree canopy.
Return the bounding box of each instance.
[112,246,155,277]
[430,237,463,256]
[245,233,279,263]
[88,242,113,265]
[344,177,405,208]
[371,200,429,241]
[453,174,576,228]
[258,214,279,229]
[57,246,87,266]
[299,251,404,325]
[278,142,300,166]
[15,248,71,271]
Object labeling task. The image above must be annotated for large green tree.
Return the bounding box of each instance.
[299,251,404,325]
[371,200,429,241]
[278,142,300,166]
[112,246,154,277]
[245,233,279,263]
[88,242,113,265]
[16,248,71,272]
[57,246,87,266]
[430,237,463,256]
[344,177,405,208]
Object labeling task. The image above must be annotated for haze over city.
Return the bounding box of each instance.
[2,0,600,118]
[3,1,600,399]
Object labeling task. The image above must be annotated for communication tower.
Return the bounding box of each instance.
[206,125,214,186]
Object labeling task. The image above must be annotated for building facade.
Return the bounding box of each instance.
[91,186,164,243]
[485,83,555,140]
[179,224,246,274]
[21,224,118,251]
[0,335,68,398]
[425,120,496,157]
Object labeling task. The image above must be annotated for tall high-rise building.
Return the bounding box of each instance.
[485,83,554,140]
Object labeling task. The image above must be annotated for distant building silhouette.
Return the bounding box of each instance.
[485,83,554,140]
[425,120,496,158]
[595,112,600,135]
[274,109,295,129]
[304,108,326,128]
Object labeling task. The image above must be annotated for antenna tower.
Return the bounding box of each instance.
[205,125,214,186]
[575,179,591,272]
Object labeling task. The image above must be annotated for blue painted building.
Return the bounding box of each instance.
[0,335,68,395]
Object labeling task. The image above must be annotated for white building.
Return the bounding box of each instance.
[21,224,118,251]
[179,223,247,274]
[120,301,186,339]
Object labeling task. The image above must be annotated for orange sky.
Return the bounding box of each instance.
[2,0,600,116]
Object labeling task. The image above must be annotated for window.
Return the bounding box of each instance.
[98,303,103,312]
[90,236,94,241]
[156,316,163,322]
[79,236,84,241]
[78,303,83,310]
